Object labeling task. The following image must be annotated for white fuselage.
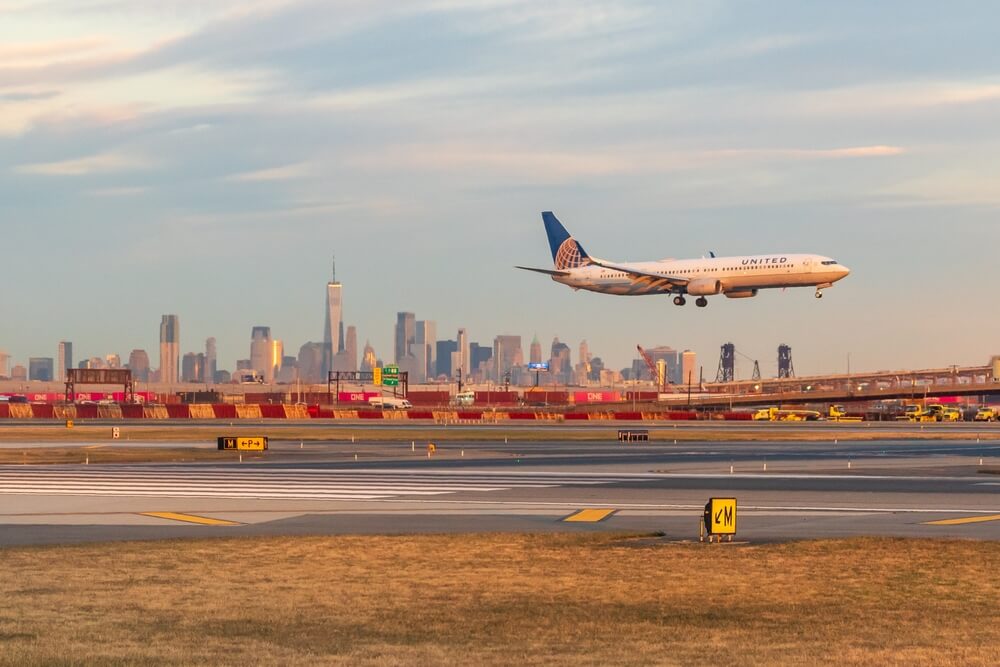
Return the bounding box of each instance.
[553,253,849,296]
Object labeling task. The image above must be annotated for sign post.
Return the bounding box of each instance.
[701,497,737,543]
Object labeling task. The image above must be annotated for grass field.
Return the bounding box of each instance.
[1,534,998,665]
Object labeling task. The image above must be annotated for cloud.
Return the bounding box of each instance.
[87,186,149,197]
[0,37,110,65]
[14,151,154,176]
[223,162,312,182]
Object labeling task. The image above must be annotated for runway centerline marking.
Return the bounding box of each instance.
[563,508,617,522]
[923,514,1000,526]
[141,512,241,526]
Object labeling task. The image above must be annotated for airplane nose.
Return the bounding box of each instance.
[838,265,851,279]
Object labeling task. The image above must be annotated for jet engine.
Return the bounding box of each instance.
[724,289,758,299]
[686,279,721,296]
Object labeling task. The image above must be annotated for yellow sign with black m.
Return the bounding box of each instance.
[217,436,268,451]
[704,497,737,535]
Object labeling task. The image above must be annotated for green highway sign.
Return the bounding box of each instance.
[383,378,399,386]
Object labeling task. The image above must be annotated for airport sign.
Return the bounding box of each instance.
[382,365,399,386]
[217,436,269,451]
[704,497,737,535]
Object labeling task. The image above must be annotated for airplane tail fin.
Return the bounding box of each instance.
[542,211,590,269]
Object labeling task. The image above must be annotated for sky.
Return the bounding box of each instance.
[2,1,1000,379]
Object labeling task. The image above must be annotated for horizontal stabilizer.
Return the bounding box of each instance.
[515,265,570,277]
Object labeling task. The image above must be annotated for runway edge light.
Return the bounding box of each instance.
[701,497,737,543]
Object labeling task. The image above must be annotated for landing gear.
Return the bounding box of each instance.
[673,295,686,306]
[695,297,708,308]
[815,289,824,299]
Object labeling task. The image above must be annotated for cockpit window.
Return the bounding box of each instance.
[821,260,838,265]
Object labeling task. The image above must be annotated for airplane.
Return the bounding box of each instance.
[516,211,850,307]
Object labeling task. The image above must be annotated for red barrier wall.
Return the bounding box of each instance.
[722,411,753,421]
[166,405,190,419]
[260,404,287,419]
[212,404,237,419]
[508,412,537,420]
[121,404,145,419]
[564,412,589,420]
[32,404,55,419]
[0,404,10,418]
[357,410,384,419]
[665,411,698,420]
[409,410,435,419]
[614,412,643,420]
[76,404,99,419]
[456,411,483,420]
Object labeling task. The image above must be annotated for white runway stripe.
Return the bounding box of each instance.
[0,467,641,500]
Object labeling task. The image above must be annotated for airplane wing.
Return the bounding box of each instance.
[515,266,571,277]
[586,258,689,289]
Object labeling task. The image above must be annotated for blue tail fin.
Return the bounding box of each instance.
[542,211,589,269]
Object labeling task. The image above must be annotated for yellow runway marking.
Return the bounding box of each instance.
[141,512,241,526]
[924,514,1000,526]
[563,508,617,523]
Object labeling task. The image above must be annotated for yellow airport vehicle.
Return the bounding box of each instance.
[899,404,951,423]
[752,406,821,422]
[940,407,963,422]
[974,407,998,422]
[828,405,863,422]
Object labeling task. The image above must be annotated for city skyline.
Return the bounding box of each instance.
[3,4,1000,374]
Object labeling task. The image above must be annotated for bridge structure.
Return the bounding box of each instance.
[656,363,1000,409]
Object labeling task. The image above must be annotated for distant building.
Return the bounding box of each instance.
[493,335,523,383]
[394,312,416,364]
[159,315,180,385]
[250,326,273,383]
[414,320,436,383]
[297,342,325,383]
[28,357,54,382]
[271,339,284,380]
[549,337,571,384]
[57,341,72,382]
[681,350,697,386]
[470,342,492,381]
[105,353,121,369]
[214,369,231,384]
[277,355,299,384]
[181,352,205,383]
[0,350,10,379]
[11,364,27,381]
[322,259,342,376]
[128,349,151,382]
[205,338,217,385]
[436,340,457,378]
[360,340,376,373]
[529,335,542,364]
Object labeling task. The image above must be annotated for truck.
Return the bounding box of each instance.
[828,405,863,422]
[898,404,951,422]
[752,406,821,422]
[368,396,412,410]
[974,407,998,422]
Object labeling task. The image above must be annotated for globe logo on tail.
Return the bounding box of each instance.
[555,237,587,269]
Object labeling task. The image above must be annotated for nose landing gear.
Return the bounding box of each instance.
[695,297,708,308]
[673,295,686,306]
[815,289,824,299]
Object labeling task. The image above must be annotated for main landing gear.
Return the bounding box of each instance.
[695,297,708,308]
[815,288,824,299]
[673,296,686,306]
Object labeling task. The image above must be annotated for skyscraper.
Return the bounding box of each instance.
[0,350,10,379]
[360,340,376,373]
[344,325,358,372]
[205,338,217,385]
[28,357,54,381]
[181,353,205,383]
[415,320,436,383]
[159,315,180,384]
[57,341,72,381]
[436,340,457,377]
[322,258,342,377]
[297,342,325,383]
[128,349,150,382]
[529,335,542,364]
[271,339,284,380]
[250,326,273,383]
[493,335,523,383]
[681,350,698,386]
[394,312,416,364]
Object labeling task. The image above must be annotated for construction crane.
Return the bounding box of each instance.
[637,345,670,392]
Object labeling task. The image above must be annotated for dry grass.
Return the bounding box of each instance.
[1,534,998,665]
[0,446,254,465]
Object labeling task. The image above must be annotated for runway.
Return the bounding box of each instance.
[2,433,1000,545]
